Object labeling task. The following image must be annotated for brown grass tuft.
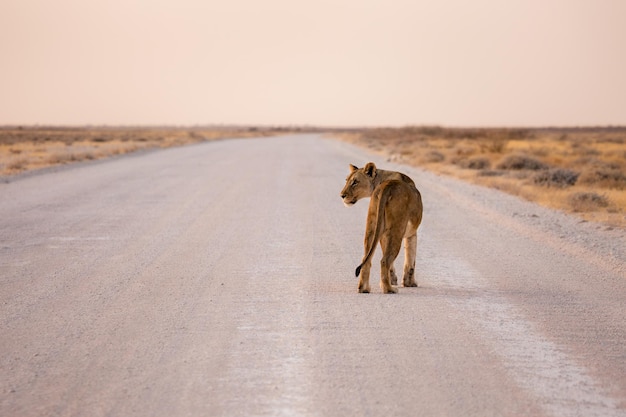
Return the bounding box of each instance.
[496,154,548,171]
[423,151,445,163]
[7,157,28,172]
[568,192,610,212]
[533,169,579,188]
[480,137,508,153]
[578,165,626,189]
[458,156,491,170]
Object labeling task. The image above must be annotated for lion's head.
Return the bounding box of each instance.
[340,162,378,207]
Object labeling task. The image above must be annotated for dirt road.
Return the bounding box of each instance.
[1,135,625,416]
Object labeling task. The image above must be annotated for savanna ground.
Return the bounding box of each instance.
[339,126,626,227]
[0,126,302,176]
[2,125,625,227]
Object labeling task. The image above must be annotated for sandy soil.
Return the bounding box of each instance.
[1,135,624,416]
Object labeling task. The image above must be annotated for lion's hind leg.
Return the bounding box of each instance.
[380,241,398,285]
[356,228,378,294]
[379,233,401,294]
[402,234,418,287]
[357,258,372,293]
[390,265,399,286]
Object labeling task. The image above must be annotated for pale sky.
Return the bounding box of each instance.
[1,0,625,126]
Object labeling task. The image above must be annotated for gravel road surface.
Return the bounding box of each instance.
[1,134,625,416]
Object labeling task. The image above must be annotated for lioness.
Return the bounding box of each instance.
[341,163,423,293]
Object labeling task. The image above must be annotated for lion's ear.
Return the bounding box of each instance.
[364,162,377,178]
[349,164,359,173]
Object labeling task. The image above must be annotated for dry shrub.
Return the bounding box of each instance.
[533,168,579,188]
[478,170,504,177]
[454,145,476,157]
[416,126,445,137]
[578,147,601,157]
[529,147,550,157]
[47,153,79,165]
[480,137,508,153]
[505,129,533,140]
[573,157,616,168]
[7,158,27,172]
[568,192,609,212]
[187,131,206,141]
[423,151,445,163]
[596,135,626,144]
[458,156,491,170]
[496,154,548,170]
[578,165,626,189]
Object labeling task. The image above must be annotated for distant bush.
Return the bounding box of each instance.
[504,129,533,140]
[423,151,445,163]
[7,158,27,172]
[578,166,626,189]
[454,145,476,157]
[419,126,446,137]
[496,154,548,170]
[459,156,491,170]
[568,192,609,212]
[596,135,626,144]
[478,170,504,177]
[533,169,579,188]
[480,138,508,153]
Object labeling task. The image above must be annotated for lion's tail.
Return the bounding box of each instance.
[355,182,394,277]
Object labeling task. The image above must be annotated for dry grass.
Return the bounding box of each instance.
[338,126,626,228]
[0,126,302,176]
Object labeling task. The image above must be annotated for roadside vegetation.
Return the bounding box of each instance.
[0,126,300,177]
[339,127,626,227]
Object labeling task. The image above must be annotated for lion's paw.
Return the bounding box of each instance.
[383,286,398,294]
